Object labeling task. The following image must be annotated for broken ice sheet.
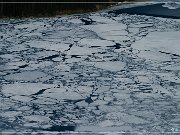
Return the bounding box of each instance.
[27,40,70,52]
[4,71,50,81]
[66,45,102,56]
[1,1,180,132]
[81,23,129,42]
[2,83,55,96]
[132,31,180,56]
[92,61,126,71]
[78,38,115,47]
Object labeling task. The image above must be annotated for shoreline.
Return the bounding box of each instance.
[0,0,148,19]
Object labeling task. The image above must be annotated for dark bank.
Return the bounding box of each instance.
[0,0,135,18]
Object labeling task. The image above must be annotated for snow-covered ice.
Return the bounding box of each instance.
[0,1,180,133]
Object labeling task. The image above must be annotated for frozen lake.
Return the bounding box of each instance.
[0,1,180,134]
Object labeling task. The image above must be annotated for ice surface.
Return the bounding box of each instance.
[4,71,49,81]
[93,61,126,71]
[79,38,115,47]
[27,40,70,52]
[132,31,180,56]
[162,2,180,9]
[81,23,128,41]
[1,1,180,133]
[2,83,55,96]
[66,45,101,55]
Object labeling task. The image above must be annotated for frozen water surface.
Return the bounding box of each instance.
[0,1,180,134]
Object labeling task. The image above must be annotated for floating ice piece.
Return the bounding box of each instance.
[79,38,115,47]
[10,95,32,102]
[0,64,19,71]
[160,64,180,71]
[137,50,171,62]
[98,104,124,112]
[23,61,53,70]
[67,45,101,55]
[0,54,16,59]
[76,125,133,132]
[81,23,128,41]
[7,61,28,67]
[41,87,83,100]
[68,18,82,24]
[2,83,55,96]
[89,16,118,24]
[14,21,45,31]
[77,86,93,95]
[106,112,149,124]
[132,31,180,56]
[155,72,180,84]
[129,22,153,28]
[92,61,126,71]
[54,64,71,72]
[27,40,70,52]
[162,2,180,9]
[99,120,114,127]
[7,44,29,52]
[4,71,48,81]
[24,115,51,123]
[0,111,22,118]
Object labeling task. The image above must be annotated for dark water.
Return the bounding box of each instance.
[45,125,76,132]
[109,3,180,19]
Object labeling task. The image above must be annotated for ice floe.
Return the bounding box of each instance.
[0,1,180,133]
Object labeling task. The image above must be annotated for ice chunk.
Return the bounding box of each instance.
[4,71,48,81]
[132,31,180,56]
[79,38,115,47]
[81,23,128,41]
[92,61,126,71]
[27,40,70,52]
[2,83,55,96]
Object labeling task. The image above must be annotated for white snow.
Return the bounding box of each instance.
[23,115,51,123]
[27,40,70,52]
[81,23,128,41]
[89,15,117,24]
[4,71,48,81]
[132,31,180,56]
[54,64,71,71]
[137,50,172,62]
[68,18,82,24]
[1,2,180,132]
[162,2,180,9]
[78,38,115,47]
[41,87,83,100]
[67,45,101,55]
[2,83,55,96]
[92,61,126,71]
